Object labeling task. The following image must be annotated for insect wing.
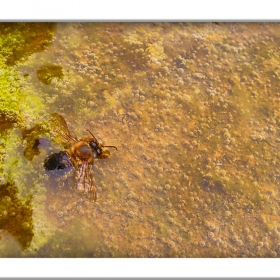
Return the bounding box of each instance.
[49,113,78,148]
[75,161,97,201]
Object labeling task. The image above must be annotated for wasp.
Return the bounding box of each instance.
[44,113,117,201]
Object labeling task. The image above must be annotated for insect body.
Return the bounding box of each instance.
[44,113,117,201]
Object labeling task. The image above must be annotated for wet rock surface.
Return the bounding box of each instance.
[0,23,280,257]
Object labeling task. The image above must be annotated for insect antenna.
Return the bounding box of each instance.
[104,145,118,150]
[87,129,98,141]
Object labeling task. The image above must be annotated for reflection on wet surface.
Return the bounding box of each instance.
[0,22,280,257]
